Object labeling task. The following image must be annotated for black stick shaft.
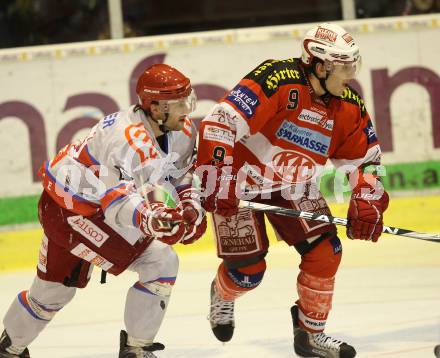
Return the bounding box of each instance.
[240,201,440,243]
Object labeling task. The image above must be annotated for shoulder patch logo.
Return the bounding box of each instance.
[363,119,378,144]
[226,85,260,119]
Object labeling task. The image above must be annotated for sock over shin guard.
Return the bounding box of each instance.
[296,272,335,332]
[296,236,342,332]
[3,277,76,349]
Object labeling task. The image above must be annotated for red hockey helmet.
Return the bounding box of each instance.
[136,64,196,114]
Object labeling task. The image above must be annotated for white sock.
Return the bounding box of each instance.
[6,345,26,355]
[127,335,153,348]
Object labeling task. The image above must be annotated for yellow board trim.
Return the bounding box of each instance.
[1,195,439,272]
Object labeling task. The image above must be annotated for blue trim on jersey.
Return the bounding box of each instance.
[132,202,143,227]
[104,194,126,211]
[45,162,90,203]
[85,144,100,165]
[102,182,126,197]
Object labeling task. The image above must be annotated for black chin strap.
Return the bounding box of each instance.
[312,66,330,95]
[304,60,331,96]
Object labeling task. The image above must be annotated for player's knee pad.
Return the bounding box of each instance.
[18,277,76,321]
[135,243,179,281]
[215,257,267,300]
[133,244,178,299]
[133,277,176,298]
[224,255,267,289]
[156,245,179,278]
[15,291,60,322]
[299,234,342,278]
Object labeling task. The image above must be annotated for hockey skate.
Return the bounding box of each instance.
[291,306,356,358]
[118,330,164,358]
[208,280,235,342]
[434,344,440,358]
[0,331,30,358]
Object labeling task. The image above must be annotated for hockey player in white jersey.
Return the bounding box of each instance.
[0,64,207,358]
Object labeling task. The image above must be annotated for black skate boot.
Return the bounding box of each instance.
[434,344,440,358]
[0,331,30,358]
[291,305,356,358]
[208,280,235,342]
[118,330,165,358]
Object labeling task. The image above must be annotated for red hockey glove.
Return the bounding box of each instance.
[200,166,239,217]
[137,202,186,245]
[176,185,207,245]
[347,185,389,242]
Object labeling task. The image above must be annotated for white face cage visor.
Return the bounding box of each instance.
[324,56,362,80]
[156,89,197,116]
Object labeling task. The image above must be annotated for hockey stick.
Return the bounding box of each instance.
[239,200,440,243]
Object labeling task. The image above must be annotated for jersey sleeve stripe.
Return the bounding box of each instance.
[84,144,100,165]
[44,161,93,203]
[100,183,130,211]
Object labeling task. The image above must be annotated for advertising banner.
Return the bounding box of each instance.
[1,14,439,225]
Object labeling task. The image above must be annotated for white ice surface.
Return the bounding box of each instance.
[1,245,440,358]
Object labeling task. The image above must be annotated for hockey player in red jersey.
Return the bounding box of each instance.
[0,64,206,358]
[196,23,389,358]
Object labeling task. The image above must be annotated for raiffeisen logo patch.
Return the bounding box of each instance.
[226,85,260,119]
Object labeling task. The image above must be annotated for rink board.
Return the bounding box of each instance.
[1,14,440,210]
[1,194,439,272]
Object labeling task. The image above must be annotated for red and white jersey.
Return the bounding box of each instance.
[197,58,382,193]
[40,105,196,243]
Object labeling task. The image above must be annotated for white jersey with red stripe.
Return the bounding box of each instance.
[39,105,196,242]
